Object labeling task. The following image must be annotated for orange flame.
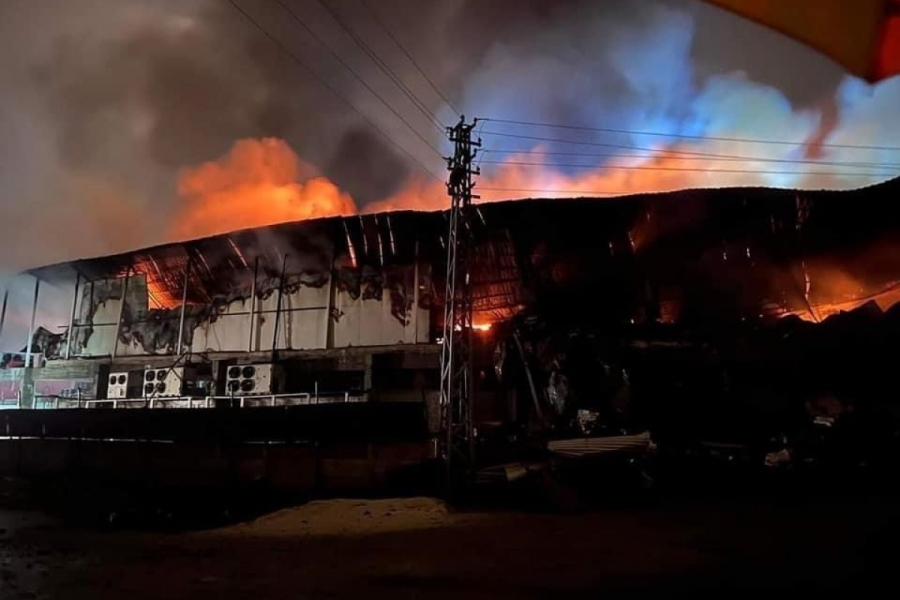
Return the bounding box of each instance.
[172,138,356,240]
[785,269,900,322]
[174,136,883,241]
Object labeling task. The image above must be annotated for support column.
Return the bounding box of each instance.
[176,259,192,354]
[363,352,373,397]
[323,251,335,350]
[413,238,420,342]
[112,270,131,358]
[248,257,258,352]
[25,277,40,367]
[271,254,288,360]
[0,288,8,348]
[65,273,80,360]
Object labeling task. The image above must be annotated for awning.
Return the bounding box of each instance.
[703,0,900,82]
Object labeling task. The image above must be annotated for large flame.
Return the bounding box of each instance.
[174,134,894,236]
[176,136,803,238]
[172,138,356,240]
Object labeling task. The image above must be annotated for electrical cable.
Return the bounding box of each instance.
[273,0,445,156]
[309,0,446,134]
[360,0,461,118]
[480,148,900,169]
[478,159,897,178]
[222,0,444,182]
[482,117,900,152]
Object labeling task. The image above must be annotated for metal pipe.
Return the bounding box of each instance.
[25,277,40,368]
[271,254,288,360]
[248,257,258,352]
[112,269,131,358]
[0,288,8,346]
[176,258,192,354]
[65,273,80,360]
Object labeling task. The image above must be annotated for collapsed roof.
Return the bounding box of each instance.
[26,177,900,328]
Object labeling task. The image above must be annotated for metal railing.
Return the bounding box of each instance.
[26,391,368,410]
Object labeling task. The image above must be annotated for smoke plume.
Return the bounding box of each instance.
[2,0,900,346]
[173,138,356,240]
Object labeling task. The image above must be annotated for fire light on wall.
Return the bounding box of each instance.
[452,323,493,333]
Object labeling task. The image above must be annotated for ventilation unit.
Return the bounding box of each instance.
[225,363,285,396]
[143,366,198,398]
[106,372,140,399]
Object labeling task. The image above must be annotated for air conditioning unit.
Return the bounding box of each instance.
[106,372,140,399]
[143,366,198,398]
[225,363,285,396]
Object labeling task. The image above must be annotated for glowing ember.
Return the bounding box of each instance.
[787,282,900,322]
[453,323,493,332]
[145,277,180,310]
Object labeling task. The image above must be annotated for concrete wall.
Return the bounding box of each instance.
[0,439,435,492]
[0,368,26,402]
[1,362,104,406]
[34,360,103,402]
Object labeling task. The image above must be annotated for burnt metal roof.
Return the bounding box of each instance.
[26,178,900,325]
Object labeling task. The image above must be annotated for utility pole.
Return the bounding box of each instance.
[439,116,481,489]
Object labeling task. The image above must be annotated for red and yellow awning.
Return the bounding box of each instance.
[702,0,900,82]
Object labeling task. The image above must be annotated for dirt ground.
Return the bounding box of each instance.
[2,487,899,599]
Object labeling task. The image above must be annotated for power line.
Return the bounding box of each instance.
[482,117,900,152]
[480,130,900,167]
[360,0,460,119]
[273,0,445,157]
[478,159,896,178]
[309,0,446,134]
[479,187,628,196]
[475,119,489,169]
[481,148,900,169]
[222,0,444,183]
[480,129,735,155]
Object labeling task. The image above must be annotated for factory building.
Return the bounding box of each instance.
[2,178,900,412]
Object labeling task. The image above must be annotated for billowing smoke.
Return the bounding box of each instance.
[1,0,899,347]
[173,137,356,240]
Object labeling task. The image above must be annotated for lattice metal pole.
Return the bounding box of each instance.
[439,116,481,484]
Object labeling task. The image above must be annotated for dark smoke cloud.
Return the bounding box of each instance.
[0,0,870,272]
[1,0,898,347]
[0,0,420,270]
[323,128,411,205]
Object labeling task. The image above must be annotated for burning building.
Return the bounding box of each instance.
[1,176,899,410]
